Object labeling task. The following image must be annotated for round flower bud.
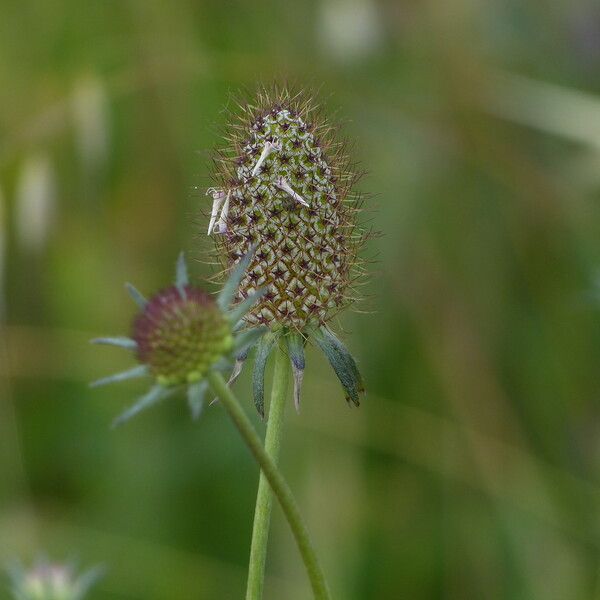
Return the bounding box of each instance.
[9,562,100,600]
[132,285,233,386]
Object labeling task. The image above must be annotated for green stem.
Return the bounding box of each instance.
[207,368,331,600]
[245,345,289,600]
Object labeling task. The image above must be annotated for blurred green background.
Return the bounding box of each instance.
[3,0,600,598]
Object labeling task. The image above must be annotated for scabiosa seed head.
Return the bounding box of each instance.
[132,285,233,386]
[206,86,368,414]
[208,86,364,330]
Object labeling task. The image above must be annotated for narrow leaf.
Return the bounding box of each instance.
[312,326,364,406]
[187,379,208,420]
[321,326,364,390]
[175,252,189,298]
[217,245,256,311]
[125,282,147,308]
[252,331,277,418]
[112,384,173,428]
[287,332,306,412]
[90,336,137,350]
[227,288,266,324]
[90,364,148,388]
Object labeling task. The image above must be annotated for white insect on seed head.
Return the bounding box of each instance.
[251,139,282,176]
[206,187,226,235]
[276,177,310,207]
[213,189,231,234]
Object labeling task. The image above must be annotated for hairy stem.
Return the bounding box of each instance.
[246,345,289,599]
[207,368,331,600]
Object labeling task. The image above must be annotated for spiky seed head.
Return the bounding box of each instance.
[132,285,233,386]
[209,87,363,330]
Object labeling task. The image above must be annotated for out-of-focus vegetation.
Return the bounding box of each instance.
[2,0,600,598]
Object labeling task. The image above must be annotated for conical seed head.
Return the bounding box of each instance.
[132,286,232,385]
[211,88,363,329]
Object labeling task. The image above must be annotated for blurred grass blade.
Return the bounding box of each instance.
[15,154,56,253]
[71,74,110,176]
[485,71,600,150]
[0,185,5,315]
